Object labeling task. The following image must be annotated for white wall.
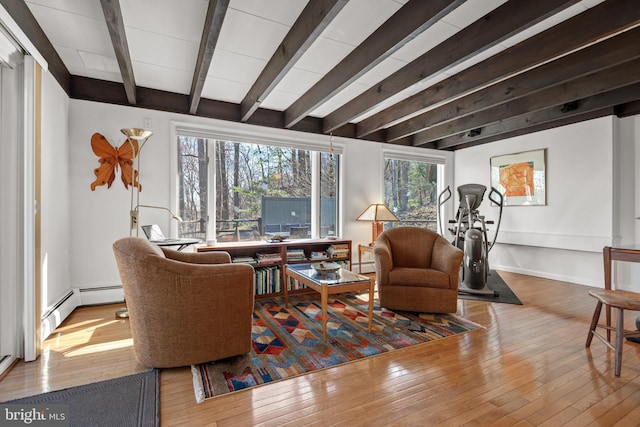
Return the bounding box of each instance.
[455,116,638,289]
[40,69,71,311]
[69,99,454,299]
[69,102,177,294]
[614,115,640,289]
[68,99,639,295]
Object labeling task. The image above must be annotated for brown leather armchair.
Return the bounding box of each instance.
[374,227,463,313]
[112,237,255,368]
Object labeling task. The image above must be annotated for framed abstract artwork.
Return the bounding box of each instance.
[490,149,546,206]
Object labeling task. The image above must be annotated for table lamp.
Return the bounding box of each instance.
[356,203,399,245]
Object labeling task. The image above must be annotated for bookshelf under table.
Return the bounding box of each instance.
[195,238,352,298]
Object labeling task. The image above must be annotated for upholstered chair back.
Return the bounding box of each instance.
[374,227,463,313]
[113,237,254,368]
[379,226,440,269]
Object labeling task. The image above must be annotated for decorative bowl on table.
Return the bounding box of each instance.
[266,235,287,243]
[312,262,341,274]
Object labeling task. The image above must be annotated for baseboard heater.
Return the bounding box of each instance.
[41,289,74,321]
[78,285,125,306]
[79,285,123,293]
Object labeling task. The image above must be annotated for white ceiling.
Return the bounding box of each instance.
[25,0,605,122]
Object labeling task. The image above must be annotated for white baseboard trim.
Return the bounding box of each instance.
[492,264,600,288]
[359,263,600,288]
[41,290,80,340]
[0,355,17,378]
[40,285,125,341]
[77,285,124,306]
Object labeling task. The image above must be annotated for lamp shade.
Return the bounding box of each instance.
[356,204,400,222]
[121,128,153,140]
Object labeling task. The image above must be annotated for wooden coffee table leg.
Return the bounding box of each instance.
[321,286,328,341]
[367,278,374,332]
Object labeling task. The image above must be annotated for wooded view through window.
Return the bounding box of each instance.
[383,158,440,231]
[177,136,339,242]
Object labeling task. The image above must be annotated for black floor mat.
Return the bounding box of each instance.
[457,270,523,305]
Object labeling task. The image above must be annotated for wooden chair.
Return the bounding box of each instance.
[585,247,640,376]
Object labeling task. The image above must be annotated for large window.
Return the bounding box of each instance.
[383,154,443,232]
[177,135,339,242]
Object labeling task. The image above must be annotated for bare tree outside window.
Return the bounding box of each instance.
[384,158,439,231]
[177,136,339,241]
[178,136,208,239]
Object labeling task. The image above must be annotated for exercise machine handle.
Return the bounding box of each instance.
[438,186,452,206]
[489,187,503,207]
[437,186,452,236]
[487,187,503,251]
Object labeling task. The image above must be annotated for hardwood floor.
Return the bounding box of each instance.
[1,271,639,426]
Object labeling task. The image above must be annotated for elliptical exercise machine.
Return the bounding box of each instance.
[437,184,503,296]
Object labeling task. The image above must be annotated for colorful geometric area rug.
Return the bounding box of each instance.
[191,292,482,402]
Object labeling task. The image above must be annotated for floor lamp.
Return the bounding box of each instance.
[121,128,153,237]
[116,128,152,319]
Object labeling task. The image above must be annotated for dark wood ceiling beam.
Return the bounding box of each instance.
[189,0,229,115]
[283,0,466,129]
[70,75,339,138]
[616,100,640,118]
[99,0,136,105]
[386,27,640,142]
[323,0,582,133]
[0,0,71,94]
[240,0,348,122]
[428,81,640,150]
[355,0,640,138]
[413,59,640,146]
[70,76,129,106]
[432,108,613,151]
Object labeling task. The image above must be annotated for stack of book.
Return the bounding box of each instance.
[331,243,350,259]
[310,251,327,260]
[286,248,305,261]
[256,252,282,265]
[232,256,257,265]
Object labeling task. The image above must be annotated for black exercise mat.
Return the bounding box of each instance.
[457,270,523,305]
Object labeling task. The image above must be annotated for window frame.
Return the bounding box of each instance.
[170,120,344,241]
[382,148,447,232]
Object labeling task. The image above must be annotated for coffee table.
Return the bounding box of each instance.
[283,263,375,341]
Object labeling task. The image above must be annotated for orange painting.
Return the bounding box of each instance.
[499,161,533,197]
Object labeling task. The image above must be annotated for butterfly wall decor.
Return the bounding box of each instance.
[90,132,141,191]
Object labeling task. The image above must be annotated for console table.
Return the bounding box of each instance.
[196,238,352,298]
